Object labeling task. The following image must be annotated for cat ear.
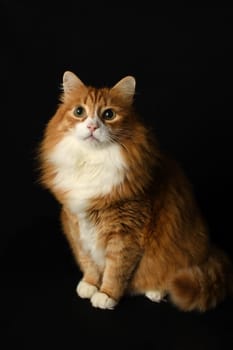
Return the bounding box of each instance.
[62,71,85,93]
[111,76,136,103]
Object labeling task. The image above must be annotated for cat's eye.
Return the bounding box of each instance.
[102,109,116,121]
[74,106,85,118]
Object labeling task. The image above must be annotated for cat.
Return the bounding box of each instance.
[38,70,233,311]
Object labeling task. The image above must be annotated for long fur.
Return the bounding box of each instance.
[38,71,233,311]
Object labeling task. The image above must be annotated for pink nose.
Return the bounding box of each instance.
[87,124,99,133]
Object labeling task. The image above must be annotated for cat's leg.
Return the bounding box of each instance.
[127,251,167,303]
[145,290,166,302]
[91,236,141,310]
[76,251,101,299]
[77,280,98,299]
[61,208,101,298]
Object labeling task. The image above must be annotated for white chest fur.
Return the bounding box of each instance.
[48,135,126,266]
[49,135,126,211]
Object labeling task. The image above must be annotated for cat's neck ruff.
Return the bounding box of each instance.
[48,134,127,213]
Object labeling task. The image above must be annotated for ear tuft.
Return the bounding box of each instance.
[62,71,84,93]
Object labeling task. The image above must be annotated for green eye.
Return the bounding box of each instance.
[74,106,85,117]
[102,109,116,120]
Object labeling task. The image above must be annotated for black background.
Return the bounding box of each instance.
[3,3,233,349]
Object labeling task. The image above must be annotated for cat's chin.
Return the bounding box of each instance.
[81,135,101,146]
[84,135,100,142]
[81,135,110,148]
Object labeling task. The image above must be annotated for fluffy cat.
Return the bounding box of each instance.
[38,71,233,311]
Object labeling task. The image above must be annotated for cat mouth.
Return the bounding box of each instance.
[84,134,100,142]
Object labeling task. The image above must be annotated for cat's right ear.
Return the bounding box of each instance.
[62,71,85,94]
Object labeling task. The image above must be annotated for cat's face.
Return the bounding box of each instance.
[54,71,136,149]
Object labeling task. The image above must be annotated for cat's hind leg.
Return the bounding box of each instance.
[145,290,166,303]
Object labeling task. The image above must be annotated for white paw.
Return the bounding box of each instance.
[76,280,98,299]
[145,290,165,302]
[91,292,117,310]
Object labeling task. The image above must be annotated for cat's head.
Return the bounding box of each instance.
[50,71,137,148]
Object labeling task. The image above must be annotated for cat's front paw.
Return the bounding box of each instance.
[76,280,98,299]
[91,292,117,310]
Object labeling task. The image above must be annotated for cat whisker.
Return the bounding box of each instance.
[109,134,131,154]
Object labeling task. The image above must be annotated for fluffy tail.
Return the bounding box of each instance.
[169,246,233,312]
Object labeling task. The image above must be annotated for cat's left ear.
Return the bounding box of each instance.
[111,76,136,104]
[62,71,85,94]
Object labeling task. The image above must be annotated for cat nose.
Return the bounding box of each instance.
[87,123,99,133]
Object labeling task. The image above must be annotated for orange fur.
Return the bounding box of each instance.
[38,71,233,311]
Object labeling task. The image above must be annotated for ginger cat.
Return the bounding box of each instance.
[38,71,233,311]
